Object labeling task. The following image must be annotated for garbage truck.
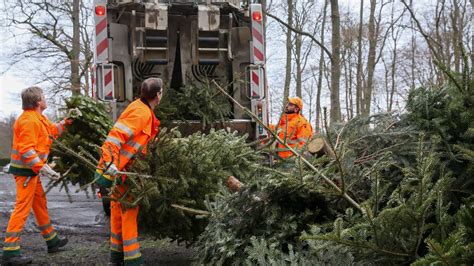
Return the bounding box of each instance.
[92,0,269,140]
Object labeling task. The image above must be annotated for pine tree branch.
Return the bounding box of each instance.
[171,204,211,216]
[52,138,151,178]
[323,107,346,191]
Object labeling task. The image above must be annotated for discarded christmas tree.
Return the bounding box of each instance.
[125,128,263,243]
[50,95,113,189]
[50,96,263,243]
[195,75,474,264]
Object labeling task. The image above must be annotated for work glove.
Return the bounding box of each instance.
[66,108,83,119]
[104,163,118,176]
[39,164,60,180]
[64,108,83,125]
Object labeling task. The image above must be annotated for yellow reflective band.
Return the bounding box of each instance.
[124,248,140,258]
[96,170,115,181]
[124,252,142,260]
[3,246,20,251]
[44,232,57,241]
[10,162,29,169]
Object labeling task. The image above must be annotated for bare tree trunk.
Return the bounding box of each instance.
[471,0,474,68]
[382,57,389,110]
[330,0,341,122]
[451,0,461,72]
[348,54,353,119]
[355,0,364,116]
[71,0,81,95]
[315,0,328,131]
[362,0,376,116]
[283,0,294,106]
[295,32,303,97]
[389,41,398,111]
[343,45,351,120]
[409,0,416,89]
[438,0,448,84]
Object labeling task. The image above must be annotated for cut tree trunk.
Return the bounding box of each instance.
[307,137,335,158]
[227,175,243,192]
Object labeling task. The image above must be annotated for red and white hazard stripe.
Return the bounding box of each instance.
[250,8,265,65]
[249,4,270,138]
[94,1,108,63]
[250,4,265,99]
[102,65,114,100]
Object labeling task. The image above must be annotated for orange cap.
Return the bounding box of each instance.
[288,97,303,110]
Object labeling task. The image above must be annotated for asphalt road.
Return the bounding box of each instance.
[0,172,108,234]
[0,172,195,265]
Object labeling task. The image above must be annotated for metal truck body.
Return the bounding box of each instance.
[93,0,269,139]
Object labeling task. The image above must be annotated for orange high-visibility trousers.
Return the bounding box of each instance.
[110,184,142,265]
[3,176,61,259]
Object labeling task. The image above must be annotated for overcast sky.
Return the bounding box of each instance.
[0,0,428,121]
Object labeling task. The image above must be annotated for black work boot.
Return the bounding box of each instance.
[109,251,124,266]
[47,237,68,253]
[2,255,33,265]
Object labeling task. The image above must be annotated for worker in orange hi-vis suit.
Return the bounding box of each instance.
[94,78,162,266]
[3,86,80,265]
[275,97,313,159]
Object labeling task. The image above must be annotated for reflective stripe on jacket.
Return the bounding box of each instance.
[9,110,66,176]
[276,113,313,159]
[95,99,160,187]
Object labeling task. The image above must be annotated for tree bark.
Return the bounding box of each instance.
[283,0,294,107]
[361,0,376,116]
[471,0,474,69]
[71,0,81,95]
[389,38,398,111]
[451,0,461,72]
[295,32,303,98]
[355,0,364,116]
[315,0,328,131]
[330,0,341,122]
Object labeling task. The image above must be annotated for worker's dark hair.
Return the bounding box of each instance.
[21,86,43,110]
[140,78,163,101]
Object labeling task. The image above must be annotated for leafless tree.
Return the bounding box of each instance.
[329,0,341,122]
[1,0,93,95]
[0,115,16,159]
[315,0,328,130]
[283,0,294,105]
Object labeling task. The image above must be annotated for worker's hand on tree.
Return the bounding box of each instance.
[66,108,82,122]
[63,108,83,125]
[104,163,118,176]
[39,164,61,180]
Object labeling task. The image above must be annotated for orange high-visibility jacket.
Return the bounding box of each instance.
[276,113,313,159]
[95,99,159,187]
[9,110,67,176]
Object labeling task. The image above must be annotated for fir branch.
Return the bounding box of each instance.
[171,204,210,216]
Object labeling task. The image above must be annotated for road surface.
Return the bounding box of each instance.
[0,172,194,265]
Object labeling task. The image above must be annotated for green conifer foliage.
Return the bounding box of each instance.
[155,80,232,128]
[405,78,474,199]
[51,95,113,187]
[196,76,474,265]
[124,129,263,243]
